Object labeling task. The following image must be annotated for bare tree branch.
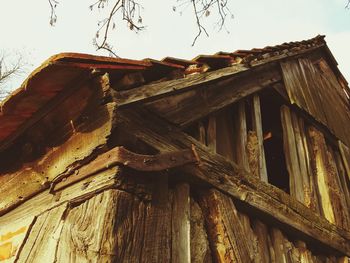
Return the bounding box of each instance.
[346,0,350,9]
[47,0,233,55]
[48,0,59,26]
[0,52,25,99]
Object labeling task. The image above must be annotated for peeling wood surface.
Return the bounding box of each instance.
[0,102,115,216]
[190,198,213,263]
[117,108,350,256]
[0,75,117,216]
[199,189,252,263]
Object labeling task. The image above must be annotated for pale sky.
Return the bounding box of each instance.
[1,0,350,92]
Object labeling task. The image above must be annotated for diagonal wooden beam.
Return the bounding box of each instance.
[115,64,249,108]
[117,107,350,256]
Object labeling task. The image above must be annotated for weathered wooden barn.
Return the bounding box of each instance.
[0,35,350,262]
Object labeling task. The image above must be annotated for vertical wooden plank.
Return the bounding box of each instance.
[299,117,321,214]
[142,174,171,263]
[252,220,272,263]
[251,94,268,182]
[190,198,213,263]
[216,109,235,162]
[198,121,206,145]
[334,151,350,213]
[56,190,125,263]
[199,189,252,263]
[325,147,350,230]
[281,105,304,203]
[233,101,250,171]
[291,112,311,206]
[207,116,217,152]
[270,228,288,263]
[172,183,191,263]
[247,131,260,178]
[339,141,350,182]
[307,126,336,225]
[17,204,68,263]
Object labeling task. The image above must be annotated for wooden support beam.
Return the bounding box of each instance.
[52,146,198,192]
[117,108,350,256]
[250,94,268,182]
[115,64,249,107]
[172,183,191,263]
[146,64,282,127]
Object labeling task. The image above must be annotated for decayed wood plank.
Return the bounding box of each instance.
[146,64,282,126]
[0,102,116,216]
[190,198,213,263]
[216,109,235,162]
[281,58,350,147]
[270,228,286,263]
[141,174,172,262]
[334,151,350,213]
[339,141,350,182]
[298,116,321,214]
[199,189,252,263]
[56,190,120,262]
[325,147,350,230]
[252,220,272,263]
[116,64,249,107]
[117,108,350,256]
[0,167,121,226]
[172,183,191,263]
[291,111,312,207]
[17,204,68,263]
[234,101,250,171]
[53,146,197,191]
[247,131,260,178]
[281,105,304,203]
[250,94,268,182]
[207,116,217,152]
[307,126,336,224]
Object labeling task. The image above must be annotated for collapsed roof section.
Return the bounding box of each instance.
[0,35,349,150]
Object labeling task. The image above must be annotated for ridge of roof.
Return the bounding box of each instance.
[0,35,332,148]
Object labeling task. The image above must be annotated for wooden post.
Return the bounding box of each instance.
[251,94,268,182]
[234,101,250,171]
[281,105,304,203]
[172,183,191,263]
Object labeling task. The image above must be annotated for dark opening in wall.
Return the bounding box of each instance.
[259,89,290,194]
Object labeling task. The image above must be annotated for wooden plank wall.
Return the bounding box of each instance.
[188,104,350,263]
[0,158,349,262]
[281,105,350,230]
[281,58,350,147]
